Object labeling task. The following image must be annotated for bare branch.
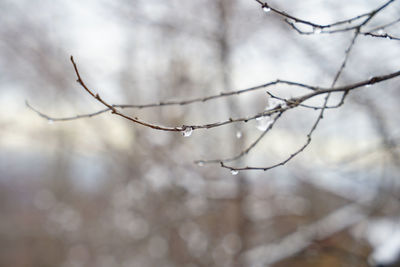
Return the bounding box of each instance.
[30,57,400,136]
[257,0,396,35]
[219,15,400,172]
[362,31,400,41]
[70,56,185,132]
[243,202,369,265]
[27,79,320,122]
[26,1,400,173]
[220,68,400,171]
[28,66,399,124]
[25,101,109,122]
[195,111,284,165]
[296,70,400,103]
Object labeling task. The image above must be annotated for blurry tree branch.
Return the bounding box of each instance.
[244,202,370,266]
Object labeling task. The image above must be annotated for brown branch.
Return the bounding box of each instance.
[220,93,328,172]
[25,101,109,122]
[296,70,400,103]
[220,16,400,172]
[360,17,400,40]
[28,67,399,124]
[29,58,400,136]
[267,92,347,111]
[260,2,369,29]
[367,17,400,32]
[362,32,400,41]
[27,79,320,122]
[25,1,400,175]
[257,0,396,35]
[70,56,186,132]
[195,112,284,165]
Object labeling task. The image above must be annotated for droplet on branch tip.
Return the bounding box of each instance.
[256,116,273,131]
[197,161,205,167]
[263,7,271,13]
[313,26,322,34]
[182,127,193,137]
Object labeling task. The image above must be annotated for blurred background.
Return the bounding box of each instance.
[1,0,400,266]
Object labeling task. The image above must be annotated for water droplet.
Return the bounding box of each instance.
[197,161,205,167]
[262,6,271,13]
[47,119,54,125]
[377,29,384,35]
[182,127,193,137]
[365,84,371,88]
[313,27,322,34]
[266,97,286,110]
[236,131,242,139]
[256,116,273,131]
[230,170,239,176]
[286,19,295,24]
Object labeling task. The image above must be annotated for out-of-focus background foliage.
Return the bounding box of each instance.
[1,0,400,266]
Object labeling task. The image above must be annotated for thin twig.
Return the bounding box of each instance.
[29,59,400,134]
[362,32,400,41]
[221,92,331,172]
[195,112,283,165]
[28,68,399,123]
[70,56,185,132]
[365,17,400,32]
[27,79,320,122]
[258,0,396,35]
[26,101,110,122]
[220,21,367,172]
[27,0,400,172]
